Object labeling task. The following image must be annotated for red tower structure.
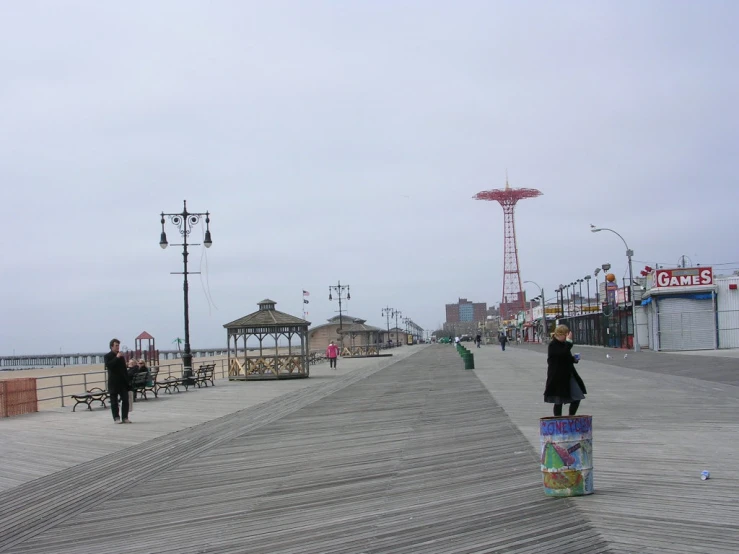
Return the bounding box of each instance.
[474,179,542,321]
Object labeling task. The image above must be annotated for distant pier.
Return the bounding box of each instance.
[0,349,230,370]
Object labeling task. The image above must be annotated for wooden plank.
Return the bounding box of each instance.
[1,347,608,553]
[474,343,739,554]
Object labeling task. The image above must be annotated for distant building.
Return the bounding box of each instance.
[445,298,487,324]
[388,327,409,346]
[444,298,488,336]
[308,315,386,352]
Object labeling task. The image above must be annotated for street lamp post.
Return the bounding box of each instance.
[594,269,601,345]
[381,306,394,348]
[328,281,350,347]
[584,275,592,344]
[591,227,640,352]
[558,284,565,319]
[601,263,612,347]
[393,310,402,347]
[524,280,547,343]
[577,278,584,342]
[567,281,577,313]
[159,200,213,383]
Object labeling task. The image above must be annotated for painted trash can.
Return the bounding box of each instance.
[463,353,474,370]
[540,415,593,496]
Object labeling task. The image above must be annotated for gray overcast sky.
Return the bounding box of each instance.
[2,0,738,354]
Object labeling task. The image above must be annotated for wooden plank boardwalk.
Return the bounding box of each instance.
[0,346,610,553]
[0,350,419,493]
[474,343,739,554]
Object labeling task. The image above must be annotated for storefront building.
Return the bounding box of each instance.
[641,267,718,351]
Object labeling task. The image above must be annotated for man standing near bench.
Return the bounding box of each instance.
[104,338,131,423]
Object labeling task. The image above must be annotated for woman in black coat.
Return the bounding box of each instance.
[544,325,587,417]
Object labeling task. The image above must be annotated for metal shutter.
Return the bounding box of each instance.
[648,302,659,350]
[657,297,716,351]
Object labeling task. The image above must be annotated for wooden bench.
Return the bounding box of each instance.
[156,376,184,394]
[195,364,216,388]
[130,371,150,400]
[71,387,108,412]
[140,367,160,399]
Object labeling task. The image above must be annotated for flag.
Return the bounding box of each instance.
[303,290,310,296]
[304,299,309,304]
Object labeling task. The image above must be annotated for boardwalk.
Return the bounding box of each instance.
[476,342,739,554]
[0,344,737,553]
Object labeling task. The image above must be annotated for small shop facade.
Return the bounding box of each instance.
[641,266,724,351]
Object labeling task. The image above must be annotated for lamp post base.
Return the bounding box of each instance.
[182,351,195,385]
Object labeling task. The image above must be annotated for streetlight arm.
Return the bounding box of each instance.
[523,280,542,293]
[591,225,640,352]
[592,227,629,252]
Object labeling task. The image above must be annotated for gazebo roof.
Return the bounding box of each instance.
[136,331,155,340]
[224,300,309,330]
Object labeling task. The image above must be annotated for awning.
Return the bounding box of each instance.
[643,292,713,306]
[643,285,717,298]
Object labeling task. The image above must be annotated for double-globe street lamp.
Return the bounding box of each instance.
[523,280,547,343]
[569,282,576,316]
[599,263,615,346]
[328,281,350,346]
[593,268,602,345]
[576,278,584,341]
[557,284,565,318]
[591,227,640,352]
[393,310,402,347]
[584,275,592,344]
[381,306,394,348]
[159,200,213,382]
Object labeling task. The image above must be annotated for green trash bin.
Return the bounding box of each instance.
[464,352,475,370]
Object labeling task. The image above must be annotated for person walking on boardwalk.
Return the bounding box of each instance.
[544,325,587,417]
[104,338,131,423]
[326,340,340,370]
[475,333,482,348]
[499,333,508,351]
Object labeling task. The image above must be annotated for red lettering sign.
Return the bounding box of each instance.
[654,267,713,288]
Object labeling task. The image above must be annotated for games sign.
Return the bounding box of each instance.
[654,267,713,288]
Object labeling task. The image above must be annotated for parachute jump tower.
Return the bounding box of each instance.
[474,179,542,321]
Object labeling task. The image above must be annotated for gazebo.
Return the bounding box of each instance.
[224,299,310,380]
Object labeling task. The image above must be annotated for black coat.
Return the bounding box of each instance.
[544,339,587,398]
[104,351,129,392]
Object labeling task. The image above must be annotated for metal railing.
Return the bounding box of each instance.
[33,359,229,409]
[19,345,413,410]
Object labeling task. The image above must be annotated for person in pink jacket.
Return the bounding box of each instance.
[326,340,340,369]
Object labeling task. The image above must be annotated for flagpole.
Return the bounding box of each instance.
[302,289,310,320]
